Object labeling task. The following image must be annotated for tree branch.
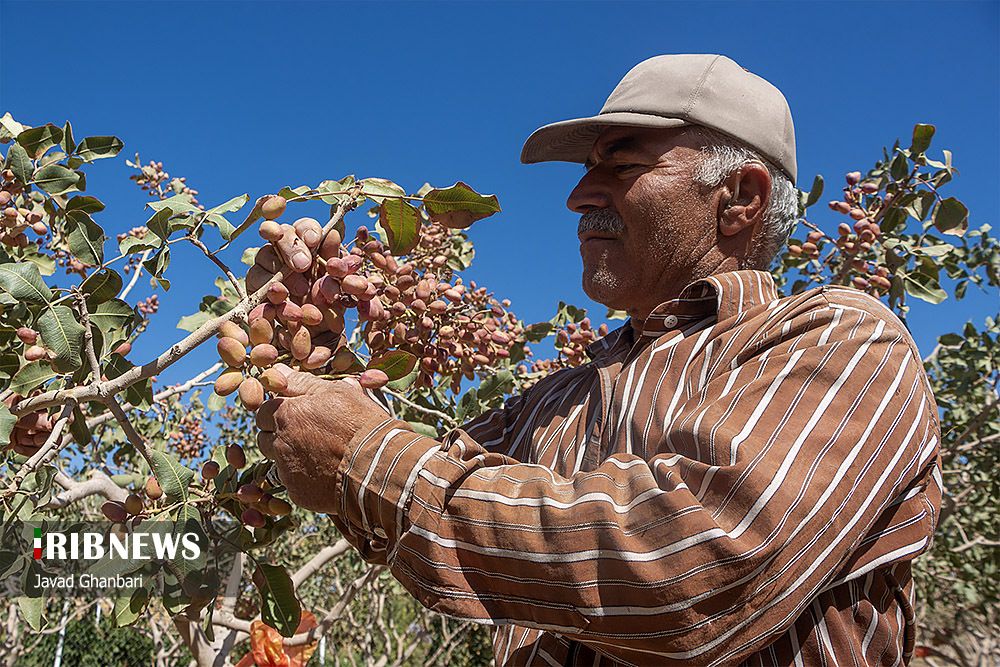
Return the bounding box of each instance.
[291,539,351,588]
[11,195,358,419]
[118,249,151,302]
[188,236,246,300]
[383,388,456,429]
[43,470,128,509]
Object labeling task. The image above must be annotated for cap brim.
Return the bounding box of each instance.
[520,112,690,164]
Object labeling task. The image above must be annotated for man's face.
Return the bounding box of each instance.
[567,126,722,318]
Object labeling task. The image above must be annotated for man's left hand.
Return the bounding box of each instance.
[255,364,389,514]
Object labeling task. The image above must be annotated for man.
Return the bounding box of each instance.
[256,55,941,666]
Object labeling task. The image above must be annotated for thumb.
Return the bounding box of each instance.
[272,363,327,397]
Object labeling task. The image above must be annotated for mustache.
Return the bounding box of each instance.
[578,208,624,236]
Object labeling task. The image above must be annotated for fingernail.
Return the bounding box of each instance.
[291,251,310,271]
[304,230,319,246]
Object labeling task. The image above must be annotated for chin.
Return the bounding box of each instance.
[582,271,629,311]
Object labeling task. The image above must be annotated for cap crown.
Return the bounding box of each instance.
[601,55,796,183]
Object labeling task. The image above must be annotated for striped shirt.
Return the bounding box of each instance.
[331,269,942,666]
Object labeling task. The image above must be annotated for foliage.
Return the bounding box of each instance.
[0,113,995,666]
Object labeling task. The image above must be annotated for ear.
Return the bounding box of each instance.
[718,162,771,237]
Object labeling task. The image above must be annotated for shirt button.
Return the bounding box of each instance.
[663,314,679,328]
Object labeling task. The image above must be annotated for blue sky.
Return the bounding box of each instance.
[1,0,997,387]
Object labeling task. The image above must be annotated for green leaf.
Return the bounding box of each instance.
[368,350,417,381]
[377,198,421,255]
[17,594,43,631]
[913,243,955,257]
[0,403,16,448]
[909,124,935,156]
[4,143,33,184]
[31,164,80,194]
[207,194,250,217]
[422,182,501,229]
[206,391,226,412]
[37,305,85,372]
[803,174,824,209]
[145,244,170,277]
[206,214,235,240]
[145,207,172,242]
[119,235,159,256]
[60,121,76,154]
[386,366,419,392]
[0,262,52,304]
[932,197,969,236]
[151,450,194,501]
[10,362,58,395]
[113,574,153,627]
[889,152,909,181]
[0,113,27,143]
[217,195,267,251]
[69,405,92,447]
[90,299,139,333]
[903,191,936,222]
[606,308,629,321]
[903,271,948,304]
[65,210,105,265]
[177,310,213,332]
[147,195,200,215]
[16,125,63,160]
[455,387,479,423]
[359,178,406,205]
[275,185,312,202]
[478,370,514,402]
[74,136,124,161]
[522,322,554,343]
[81,268,123,305]
[255,563,301,638]
[65,195,105,214]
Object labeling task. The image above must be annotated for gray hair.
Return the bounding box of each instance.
[686,127,798,270]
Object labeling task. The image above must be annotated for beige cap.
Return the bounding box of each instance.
[520,54,797,184]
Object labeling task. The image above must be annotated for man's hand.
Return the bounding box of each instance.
[244,215,341,294]
[255,364,390,514]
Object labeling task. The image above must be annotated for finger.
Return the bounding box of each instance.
[257,431,279,459]
[256,397,283,432]
[12,443,40,457]
[276,225,312,273]
[272,362,328,397]
[246,264,273,293]
[253,244,282,273]
[292,217,322,249]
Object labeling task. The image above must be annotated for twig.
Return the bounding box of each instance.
[382,388,456,428]
[44,470,128,508]
[11,194,358,419]
[73,290,103,383]
[118,249,151,301]
[82,362,223,433]
[291,540,351,588]
[104,393,156,470]
[188,236,246,300]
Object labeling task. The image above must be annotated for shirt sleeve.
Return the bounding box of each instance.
[329,290,941,665]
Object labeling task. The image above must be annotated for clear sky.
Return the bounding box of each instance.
[1,0,997,388]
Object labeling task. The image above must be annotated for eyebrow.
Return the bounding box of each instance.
[583,136,644,170]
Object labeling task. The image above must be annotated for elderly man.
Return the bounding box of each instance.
[256,55,941,666]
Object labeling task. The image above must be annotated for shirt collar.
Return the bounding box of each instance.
[586,270,780,359]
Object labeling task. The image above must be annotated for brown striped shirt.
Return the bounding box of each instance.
[331,270,942,666]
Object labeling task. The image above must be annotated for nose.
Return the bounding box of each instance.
[566,169,612,214]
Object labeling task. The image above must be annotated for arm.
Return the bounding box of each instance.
[264,294,940,665]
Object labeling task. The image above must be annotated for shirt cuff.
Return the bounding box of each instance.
[334,417,442,561]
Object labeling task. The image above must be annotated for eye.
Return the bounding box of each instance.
[614,163,641,174]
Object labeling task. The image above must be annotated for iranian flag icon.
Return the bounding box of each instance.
[33,527,41,559]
